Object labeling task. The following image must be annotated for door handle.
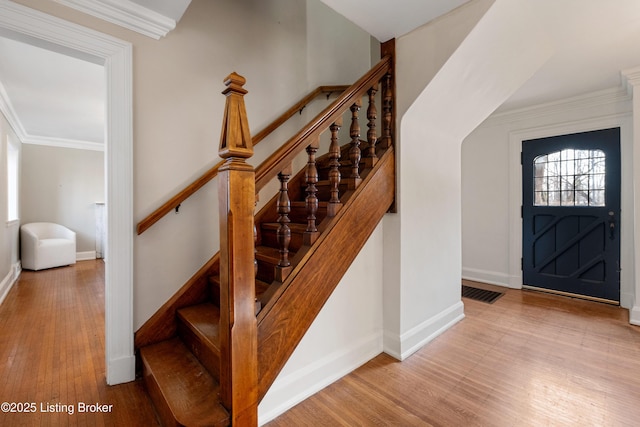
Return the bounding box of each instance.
[608,211,616,240]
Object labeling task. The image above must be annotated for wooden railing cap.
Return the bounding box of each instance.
[219,71,253,160]
[223,72,248,95]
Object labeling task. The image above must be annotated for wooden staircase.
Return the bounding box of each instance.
[135,41,395,426]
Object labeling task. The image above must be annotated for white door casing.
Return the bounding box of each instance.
[0,0,134,384]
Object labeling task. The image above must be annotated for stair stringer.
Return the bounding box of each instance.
[256,146,395,401]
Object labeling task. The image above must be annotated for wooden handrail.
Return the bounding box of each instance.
[255,55,392,192]
[251,85,349,144]
[136,85,349,235]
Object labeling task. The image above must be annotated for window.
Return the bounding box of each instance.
[533,148,605,207]
[7,134,19,223]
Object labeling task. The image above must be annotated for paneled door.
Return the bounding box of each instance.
[522,128,620,303]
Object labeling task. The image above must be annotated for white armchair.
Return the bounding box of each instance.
[21,222,76,271]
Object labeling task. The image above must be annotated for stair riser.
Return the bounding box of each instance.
[287,205,328,224]
[176,320,221,383]
[256,258,275,283]
[209,276,221,307]
[316,165,357,181]
[260,229,305,252]
[142,360,181,427]
[314,184,349,201]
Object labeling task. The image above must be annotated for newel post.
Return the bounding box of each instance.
[217,72,258,426]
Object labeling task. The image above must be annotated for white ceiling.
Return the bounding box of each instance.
[497,0,640,111]
[319,0,640,112]
[0,36,104,146]
[318,0,470,43]
[2,0,640,149]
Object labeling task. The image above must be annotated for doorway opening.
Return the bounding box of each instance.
[0,1,134,384]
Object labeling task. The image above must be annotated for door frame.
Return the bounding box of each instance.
[0,1,135,384]
[507,114,634,309]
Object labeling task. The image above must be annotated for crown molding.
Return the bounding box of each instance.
[0,76,104,152]
[0,78,27,138]
[622,66,640,92]
[52,0,176,39]
[22,135,104,151]
[483,86,632,128]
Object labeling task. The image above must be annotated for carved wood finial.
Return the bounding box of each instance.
[219,72,253,160]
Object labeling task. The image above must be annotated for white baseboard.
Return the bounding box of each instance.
[0,262,21,306]
[383,301,465,361]
[258,331,383,425]
[620,291,634,310]
[76,251,97,261]
[630,306,640,326]
[462,267,520,289]
[106,354,136,385]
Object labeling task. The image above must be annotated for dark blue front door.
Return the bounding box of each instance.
[522,128,621,303]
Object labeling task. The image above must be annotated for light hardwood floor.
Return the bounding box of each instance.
[266,281,640,426]
[2,263,639,426]
[0,260,159,426]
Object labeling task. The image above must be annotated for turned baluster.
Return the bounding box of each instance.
[275,166,292,282]
[327,120,342,217]
[364,84,379,167]
[381,72,393,149]
[304,138,320,245]
[348,101,362,188]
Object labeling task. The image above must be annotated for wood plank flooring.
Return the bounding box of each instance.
[0,260,159,426]
[266,281,640,426]
[2,263,639,426]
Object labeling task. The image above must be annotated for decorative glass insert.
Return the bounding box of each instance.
[533,149,605,206]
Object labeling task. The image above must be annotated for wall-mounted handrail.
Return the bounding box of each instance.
[136,85,349,235]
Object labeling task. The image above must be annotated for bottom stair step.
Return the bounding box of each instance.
[140,337,229,427]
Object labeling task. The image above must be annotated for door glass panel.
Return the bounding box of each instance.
[533,149,606,207]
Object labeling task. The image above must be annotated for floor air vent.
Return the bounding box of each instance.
[462,285,504,304]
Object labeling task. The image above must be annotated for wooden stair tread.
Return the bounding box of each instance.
[256,245,294,262]
[210,275,271,298]
[140,338,229,427]
[261,222,308,233]
[315,179,348,186]
[290,201,329,208]
[177,303,220,350]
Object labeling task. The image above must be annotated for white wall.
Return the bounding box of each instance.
[11,0,380,413]
[9,0,370,328]
[259,222,384,423]
[462,90,636,308]
[0,111,20,304]
[129,0,373,328]
[382,0,496,358]
[20,144,104,256]
[384,0,553,360]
